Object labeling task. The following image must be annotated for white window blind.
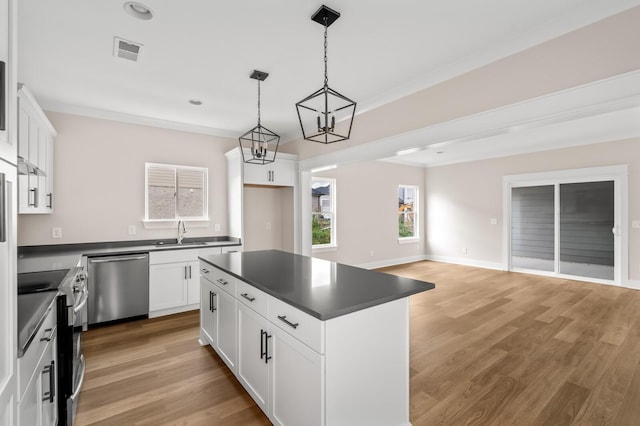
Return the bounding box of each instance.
[146,163,208,220]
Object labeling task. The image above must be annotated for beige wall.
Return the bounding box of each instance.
[311,161,425,267]
[425,139,640,281]
[281,6,640,160]
[17,112,237,245]
[243,186,294,252]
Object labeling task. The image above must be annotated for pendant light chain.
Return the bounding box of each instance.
[323,16,329,89]
[257,79,261,127]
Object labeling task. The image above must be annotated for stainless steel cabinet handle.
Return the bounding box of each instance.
[184,266,187,280]
[46,192,53,209]
[201,268,210,274]
[277,315,299,329]
[241,293,255,302]
[40,328,53,342]
[42,361,55,403]
[0,173,6,243]
[217,278,228,286]
[189,265,192,279]
[28,187,37,207]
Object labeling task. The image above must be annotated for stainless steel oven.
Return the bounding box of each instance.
[57,267,88,426]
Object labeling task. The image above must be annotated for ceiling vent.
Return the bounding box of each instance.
[114,37,143,61]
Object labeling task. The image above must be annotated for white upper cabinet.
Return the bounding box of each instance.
[243,156,296,187]
[17,85,56,214]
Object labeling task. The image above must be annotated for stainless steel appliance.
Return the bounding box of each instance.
[17,266,88,426]
[87,253,149,325]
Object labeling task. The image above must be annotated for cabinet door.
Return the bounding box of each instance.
[41,333,57,426]
[237,303,270,414]
[17,371,39,426]
[186,261,200,305]
[243,162,272,186]
[200,278,216,345]
[149,262,188,311]
[270,159,295,187]
[214,286,237,372]
[270,326,324,426]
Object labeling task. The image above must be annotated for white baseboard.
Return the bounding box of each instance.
[423,254,505,271]
[356,255,428,270]
[623,279,640,290]
[149,303,199,318]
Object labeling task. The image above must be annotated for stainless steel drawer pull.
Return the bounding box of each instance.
[217,278,228,285]
[40,328,53,342]
[201,268,210,274]
[277,315,299,329]
[240,293,255,302]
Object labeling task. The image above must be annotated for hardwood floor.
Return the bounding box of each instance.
[76,261,640,425]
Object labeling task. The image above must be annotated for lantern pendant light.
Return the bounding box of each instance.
[296,5,356,144]
[239,70,280,164]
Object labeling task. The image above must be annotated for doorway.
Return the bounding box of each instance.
[504,166,627,284]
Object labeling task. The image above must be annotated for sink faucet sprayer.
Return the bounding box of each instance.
[177,220,186,244]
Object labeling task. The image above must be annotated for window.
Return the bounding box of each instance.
[311,177,336,248]
[398,185,418,239]
[145,163,208,221]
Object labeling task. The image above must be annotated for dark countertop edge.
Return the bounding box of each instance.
[17,292,58,358]
[18,268,79,357]
[199,256,435,321]
[18,236,242,257]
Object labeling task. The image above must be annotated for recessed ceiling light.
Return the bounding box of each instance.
[123,2,153,20]
[189,99,203,106]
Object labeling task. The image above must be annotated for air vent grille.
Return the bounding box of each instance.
[114,37,143,61]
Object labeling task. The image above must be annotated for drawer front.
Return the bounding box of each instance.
[150,248,198,264]
[199,260,215,283]
[236,280,268,317]
[198,246,222,257]
[211,268,236,297]
[18,303,57,401]
[269,297,324,354]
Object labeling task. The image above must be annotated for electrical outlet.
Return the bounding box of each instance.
[632,220,640,229]
[490,218,498,225]
[462,247,468,254]
[52,227,62,239]
[370,250,374,257]
[266,221,272,230]
[128,225,136,235]
[214,223,221,232]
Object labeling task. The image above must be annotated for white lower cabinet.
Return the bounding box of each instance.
[270,326,323,426]
[200,270,237,372]
[17,302,58,426]
[200,260,412,425]
[149,246,237,317]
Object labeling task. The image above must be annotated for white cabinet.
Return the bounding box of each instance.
[17,300,58,426]
[149,246,235,318]
[237,302,270,412]
[270,326,323,426]
[17,85,56,214]
[200,265,237,372]
[199,259,413,425]
[243,156,296,187]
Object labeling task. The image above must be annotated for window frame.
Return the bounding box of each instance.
[398,184,419,242]
[144,162,209,224]
[311,177,337,250]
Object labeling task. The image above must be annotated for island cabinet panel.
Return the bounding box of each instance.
[199,271,237,373]
[270,325,324,426]
[237,303,270,413]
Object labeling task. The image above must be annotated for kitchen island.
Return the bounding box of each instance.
[199,249,434,426]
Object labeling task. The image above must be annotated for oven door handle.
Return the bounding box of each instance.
[74,285,89,314]
[69,354,86,403]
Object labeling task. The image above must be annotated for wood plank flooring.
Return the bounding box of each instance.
[75,261,640,425]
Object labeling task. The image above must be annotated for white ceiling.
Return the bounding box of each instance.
[17,0,640,165]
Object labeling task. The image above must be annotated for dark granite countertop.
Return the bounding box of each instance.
[17,291,58,357]
[17,236,242,273]
[199,249,435,320]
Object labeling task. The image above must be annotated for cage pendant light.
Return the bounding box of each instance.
[239,70,280,164]
[296,5,356,144]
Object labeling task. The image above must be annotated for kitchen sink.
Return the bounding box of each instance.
[154,241,208,247]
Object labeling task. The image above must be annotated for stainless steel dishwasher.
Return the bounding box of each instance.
[87,253,149,325]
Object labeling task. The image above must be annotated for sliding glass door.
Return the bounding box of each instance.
[506,166,625,284]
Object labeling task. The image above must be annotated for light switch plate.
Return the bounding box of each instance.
[128,225,137,235]
[632,220,640,229]
[214,223,221,232]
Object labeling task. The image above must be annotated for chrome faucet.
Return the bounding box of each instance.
[177,220,186,244]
